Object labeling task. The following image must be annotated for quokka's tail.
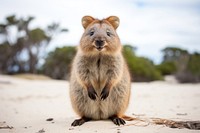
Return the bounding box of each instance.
[122,115,136,121]
[122,115,150,127]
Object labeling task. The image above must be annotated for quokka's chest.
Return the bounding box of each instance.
[77,55,123,78]
[83,57,116,74]
[81,55,120,68]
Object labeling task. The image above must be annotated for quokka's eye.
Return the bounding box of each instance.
[106,31,111,37]
[90,31,94,36]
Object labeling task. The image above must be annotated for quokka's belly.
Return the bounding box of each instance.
[82,98,116,120]
[71,77,129,120]
[81,88,126,120]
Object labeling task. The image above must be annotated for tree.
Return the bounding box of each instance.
[0,15,68,74]
[162,47,188,62]
[178,52,200,83]
[42,46,76,79]
[160,47,200,83]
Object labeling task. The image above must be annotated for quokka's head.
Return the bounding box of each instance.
[79,16,122,55]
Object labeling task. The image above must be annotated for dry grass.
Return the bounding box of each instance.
[151,118,200,130]
[126,115,200,130]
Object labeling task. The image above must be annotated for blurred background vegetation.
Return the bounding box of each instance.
[0,15,200,83]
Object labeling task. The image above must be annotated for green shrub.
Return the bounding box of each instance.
[123,45,163,82]
[156,61,177,75]
[42,46,76,79]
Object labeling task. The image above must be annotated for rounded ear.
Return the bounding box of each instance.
[82,16,95,29]
[106,16,120,29]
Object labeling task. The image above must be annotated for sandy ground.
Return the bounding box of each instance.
[0,75,200,133]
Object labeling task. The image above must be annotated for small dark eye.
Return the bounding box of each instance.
[107,31,111,37]
[90,31,94,36]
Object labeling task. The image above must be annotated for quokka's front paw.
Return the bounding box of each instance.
[100,87,109,100]
[88,87,97,100]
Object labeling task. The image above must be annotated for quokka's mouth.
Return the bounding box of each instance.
[95,46,104,51]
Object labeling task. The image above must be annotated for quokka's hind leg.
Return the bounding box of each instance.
[71,117,91,126]
[109,115,126,126]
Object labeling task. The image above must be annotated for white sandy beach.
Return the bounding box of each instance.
[0,75,200,133]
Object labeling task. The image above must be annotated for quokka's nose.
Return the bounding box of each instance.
[95,40,105,47]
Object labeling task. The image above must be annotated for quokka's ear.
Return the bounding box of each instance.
[82,16,95,29]
[106,16,120,29]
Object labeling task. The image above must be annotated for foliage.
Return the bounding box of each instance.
[29,28,50,44]
[123,45,163,82]
[42,46,76,79]
[156,61,177,75]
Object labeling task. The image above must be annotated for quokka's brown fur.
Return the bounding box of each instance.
[69,16,132,126]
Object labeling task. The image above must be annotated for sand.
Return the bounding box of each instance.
[0,75,200,133]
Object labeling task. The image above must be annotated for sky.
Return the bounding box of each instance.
[0,0,200,64]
